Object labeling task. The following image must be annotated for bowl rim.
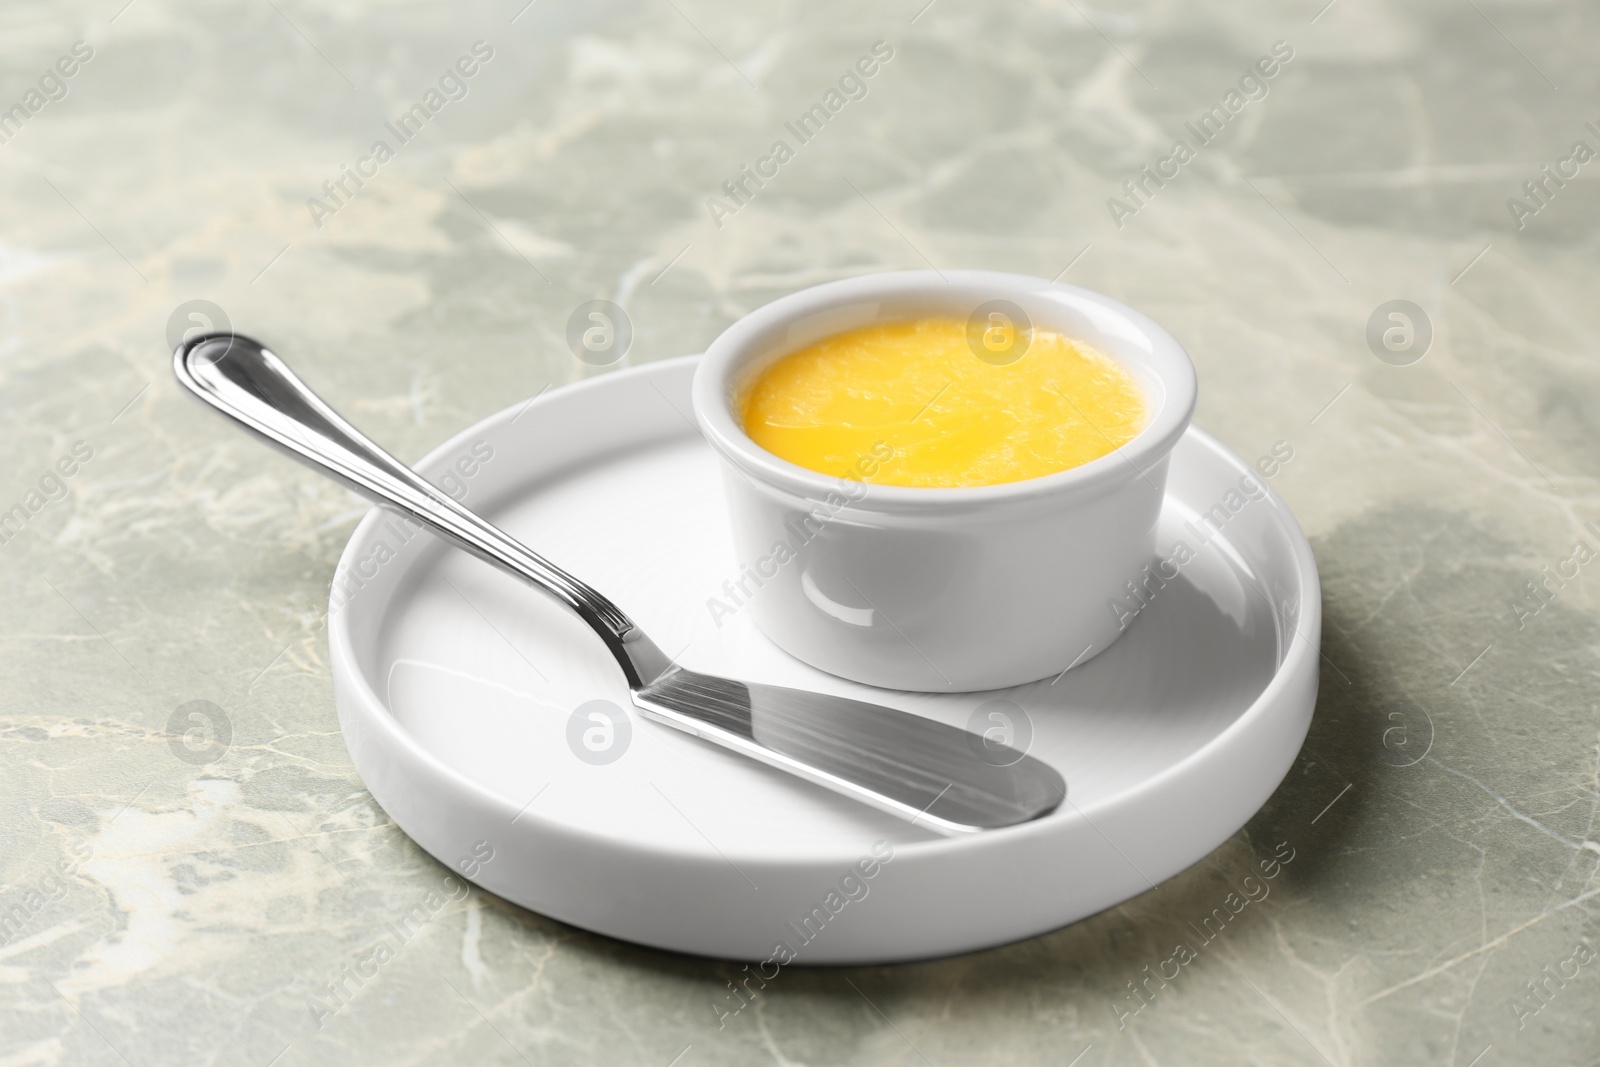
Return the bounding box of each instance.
[692,269,1199,510]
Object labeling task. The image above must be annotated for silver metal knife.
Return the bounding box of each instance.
[173,332,1067,835]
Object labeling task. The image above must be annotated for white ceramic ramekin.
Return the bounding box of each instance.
[692,270,1197,692]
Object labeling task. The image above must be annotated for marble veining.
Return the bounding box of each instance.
[2,0,1599,1063]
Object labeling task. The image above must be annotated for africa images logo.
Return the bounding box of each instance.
[306,41,495,229]
[1106,41,1295,228]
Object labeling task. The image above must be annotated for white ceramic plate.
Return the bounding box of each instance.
[328,356,1320,963]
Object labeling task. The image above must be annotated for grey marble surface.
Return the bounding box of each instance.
[3,0,1600,1063]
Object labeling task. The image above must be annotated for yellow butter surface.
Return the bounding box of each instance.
[741,319,1147,488]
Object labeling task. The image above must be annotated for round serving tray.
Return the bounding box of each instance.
[328,356,1319,963]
